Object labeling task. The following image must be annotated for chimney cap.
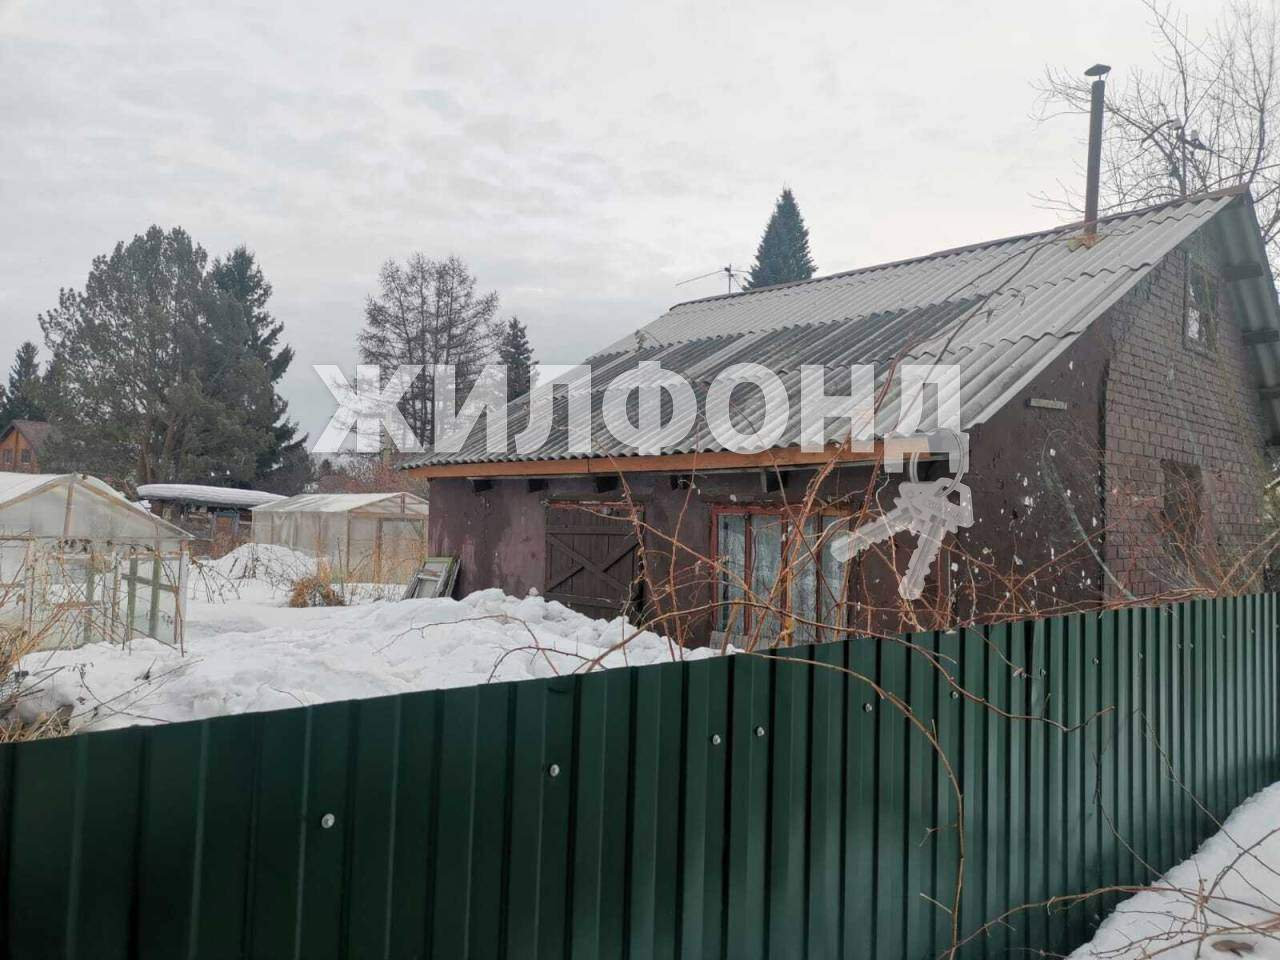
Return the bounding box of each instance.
[1085,63,1112,78]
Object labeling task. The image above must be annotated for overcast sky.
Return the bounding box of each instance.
[0,0,1229,441]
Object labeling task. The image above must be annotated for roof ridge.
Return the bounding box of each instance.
[667,187,1246,310]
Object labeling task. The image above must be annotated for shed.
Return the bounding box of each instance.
[251,492,428,583]
[406,188,1279,639]
[0,420,52,473]
[0,474,192,650]
[137,483,285,549]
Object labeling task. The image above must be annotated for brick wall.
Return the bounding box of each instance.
[1102,241,1269,599]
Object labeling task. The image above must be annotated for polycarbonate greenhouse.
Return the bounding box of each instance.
[0,474,191,650]
[251,492,429,583]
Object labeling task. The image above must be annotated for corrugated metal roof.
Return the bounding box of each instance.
[252,492,429,515]
[137,484,286,509]
[404,189,1280,469]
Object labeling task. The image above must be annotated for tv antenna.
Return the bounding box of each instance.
[677,264,750,294]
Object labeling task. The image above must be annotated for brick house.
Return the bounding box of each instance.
[405,188,1277,642]
[0,420,51,474]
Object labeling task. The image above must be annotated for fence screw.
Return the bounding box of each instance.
[710,733,722,745]
[863,703,874,713]
[754,725,766,737]
[1092,656,1100,665]
[548,764,561,778]
[320,813,336,830]
[950,691,959,700]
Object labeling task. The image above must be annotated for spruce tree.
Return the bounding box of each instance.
[39,226,276,483]
[209,247,304,485]
[1,341,46,423]
[497,316,534,401]
[745,188,817,290]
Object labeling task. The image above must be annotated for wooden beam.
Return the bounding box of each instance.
[1260,385,1280,400]
[1223,261,1266,281]
[526,478,547,493]
[405,440,922,480]
[1244,328,1280,346]
[470,478,493,494]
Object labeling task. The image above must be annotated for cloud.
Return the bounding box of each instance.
[0,0,1220,441]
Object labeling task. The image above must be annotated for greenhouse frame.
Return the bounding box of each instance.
[0,474,192,651]
[251,492,429,583]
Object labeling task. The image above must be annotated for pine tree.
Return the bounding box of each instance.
[39,226,276,483]
[0,341,46,424]
[209,247,305,485]
[496,316,534,401]
[745,188,817,290]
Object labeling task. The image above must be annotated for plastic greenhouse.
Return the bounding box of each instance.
[251,492,429,583]
[0,474,192,650]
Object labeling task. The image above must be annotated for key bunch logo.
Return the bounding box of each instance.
[314,361,976,600]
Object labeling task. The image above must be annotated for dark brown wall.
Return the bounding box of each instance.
[425,239,1270,641]
[426,344,1113,641]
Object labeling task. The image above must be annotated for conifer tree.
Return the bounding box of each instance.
[209,247,305,485]
[38,226,279,483]
[496,316,534,401]
[745,188,817,289]
[0,341,46,424]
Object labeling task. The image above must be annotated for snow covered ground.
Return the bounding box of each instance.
[14,544,721,732]
[1070,780,1280,958]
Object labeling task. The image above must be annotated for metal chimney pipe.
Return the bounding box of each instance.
[1083,63,1111,237]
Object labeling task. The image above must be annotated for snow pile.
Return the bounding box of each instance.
[15,587,720,732]
[1070,780,1280,958]
[201,543,317,583]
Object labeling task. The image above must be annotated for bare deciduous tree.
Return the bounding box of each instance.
[358,254,500,447]
[1036,1,1280,269]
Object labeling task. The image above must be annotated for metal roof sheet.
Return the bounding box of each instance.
[404,190,1280,469]
[251,492,429,515]
[137,484,286,509]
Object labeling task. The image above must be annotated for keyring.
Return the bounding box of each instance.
[911,428,967,498]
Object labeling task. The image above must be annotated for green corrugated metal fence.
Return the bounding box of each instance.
[1,595,1276,959]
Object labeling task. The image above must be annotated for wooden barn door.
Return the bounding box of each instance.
[544,502,642,619]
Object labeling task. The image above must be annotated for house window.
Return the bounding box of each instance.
[713,508,848,643]
[1162,460,1204,566]
[1185,257,1218,349]
[19,449,31,465]
[1,450,10,465]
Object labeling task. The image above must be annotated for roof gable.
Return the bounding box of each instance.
[0,419,52,449]
[406,188,1280,469]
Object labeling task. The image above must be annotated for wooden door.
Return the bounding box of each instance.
[544,502,642,619]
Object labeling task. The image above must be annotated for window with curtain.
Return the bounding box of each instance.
[713,509,849,643]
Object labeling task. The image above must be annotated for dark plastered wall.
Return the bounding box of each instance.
[955,319,1111,620]
[426,318,1115,643]
[425,248,1271,642]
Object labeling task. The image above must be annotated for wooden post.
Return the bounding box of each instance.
[125,555,138,640]
[147,554,161,639]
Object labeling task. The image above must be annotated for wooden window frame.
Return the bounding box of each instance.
[1183,254,1219,353]
[709,503,851,646]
